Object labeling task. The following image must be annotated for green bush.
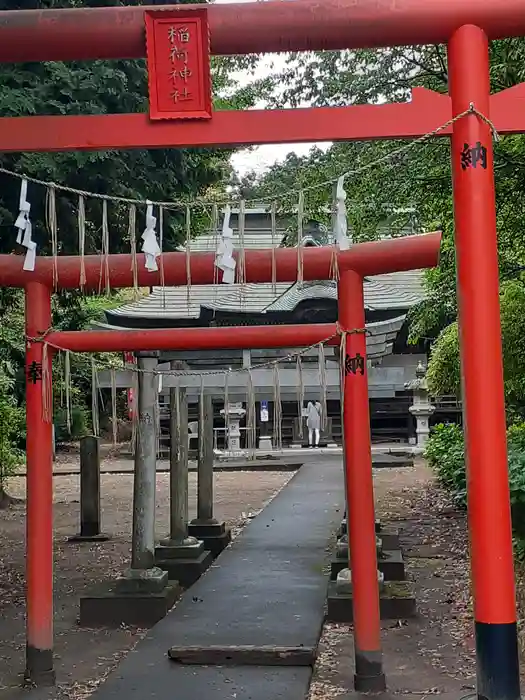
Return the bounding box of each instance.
[507,422,525,452]
[425,422,525,540]
[424,423,466,504]
[54,405,89,443]
[0,363,25,488]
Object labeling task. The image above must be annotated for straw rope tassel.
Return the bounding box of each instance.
[224,369,230,453]
[46,185,59,291]
[330,181,340,283]
[247,369,256,458]
[130,370,139,455]
[271,201,277,294]
[91,358,100,437]
[155,371,161,459]
[297,191,304,285]
[110,367,118,447]
[272,363,283,451]
[78,195,87,290]
[59,351,64,409]
[159,205,166,308]
[41,343,53,424]
[128,205,139,299]
[237,200,247,304]
[185,205,192,310]
[339,330,347,417]
[296,354,304,438]
[100,200,111,296]
[318,343,328,430]
[199,375,205,465]
[211,203,220,305]
[65,350,72,435]
[212,204,219,283]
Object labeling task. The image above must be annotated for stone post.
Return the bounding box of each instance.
[80,352,179,629]
[168,384,190,543]
[189,392,232,557]
[116,352,167,591]
[155,381,212,586]
[197,393,215,522]
[69,435,109,542]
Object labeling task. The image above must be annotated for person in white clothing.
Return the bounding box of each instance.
[306,401,322,448]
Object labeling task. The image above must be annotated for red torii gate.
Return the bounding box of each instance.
[0,2,519,699]
[18,235,438,690]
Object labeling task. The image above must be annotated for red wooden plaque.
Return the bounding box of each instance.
[145,8,212,121]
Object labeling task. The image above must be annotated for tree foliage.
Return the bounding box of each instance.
[0,0,263,463]
[236,40,525,417]
[427,281,525,418]
[0,361,25,500]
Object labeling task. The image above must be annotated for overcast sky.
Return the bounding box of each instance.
[215,0,329,176]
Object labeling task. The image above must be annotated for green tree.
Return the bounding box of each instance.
[240,40,525,341]
[0,0,263,482]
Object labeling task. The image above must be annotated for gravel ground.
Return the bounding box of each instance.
[308,461,525,699]
[0,469,293,698]
[4,459,524,700]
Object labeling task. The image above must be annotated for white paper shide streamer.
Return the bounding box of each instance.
[15,179,37,271]
[334,175,351,250]
[215,204,236,284]
[141,200,160,272]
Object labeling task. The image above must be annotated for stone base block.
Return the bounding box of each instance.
[156,538,204,559]
[331,549,405,582]
[326,580,416,622]
[258,436,273,451]
[337,520,399,550]
[188,522,232,558]
[155,550,213,587]
[378,530,400,550]
[68,532,111,543]
[79,581,180,628]
[339,518,381,536]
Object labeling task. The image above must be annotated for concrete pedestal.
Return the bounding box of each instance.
[258,436,273,451]
[330,548,405,581]
[188,521,232,558]
[326,578,416,622]
[335,534,383,559]
[79,567,180,627]
[338,517,392,539]
[339,517,382,535]
[155,539,213,587]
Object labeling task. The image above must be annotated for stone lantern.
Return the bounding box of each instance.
[405,361,435,449]
[220,401,246,456]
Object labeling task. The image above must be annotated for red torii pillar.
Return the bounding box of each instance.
[339,268,384,691]
[448,25,519,700]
